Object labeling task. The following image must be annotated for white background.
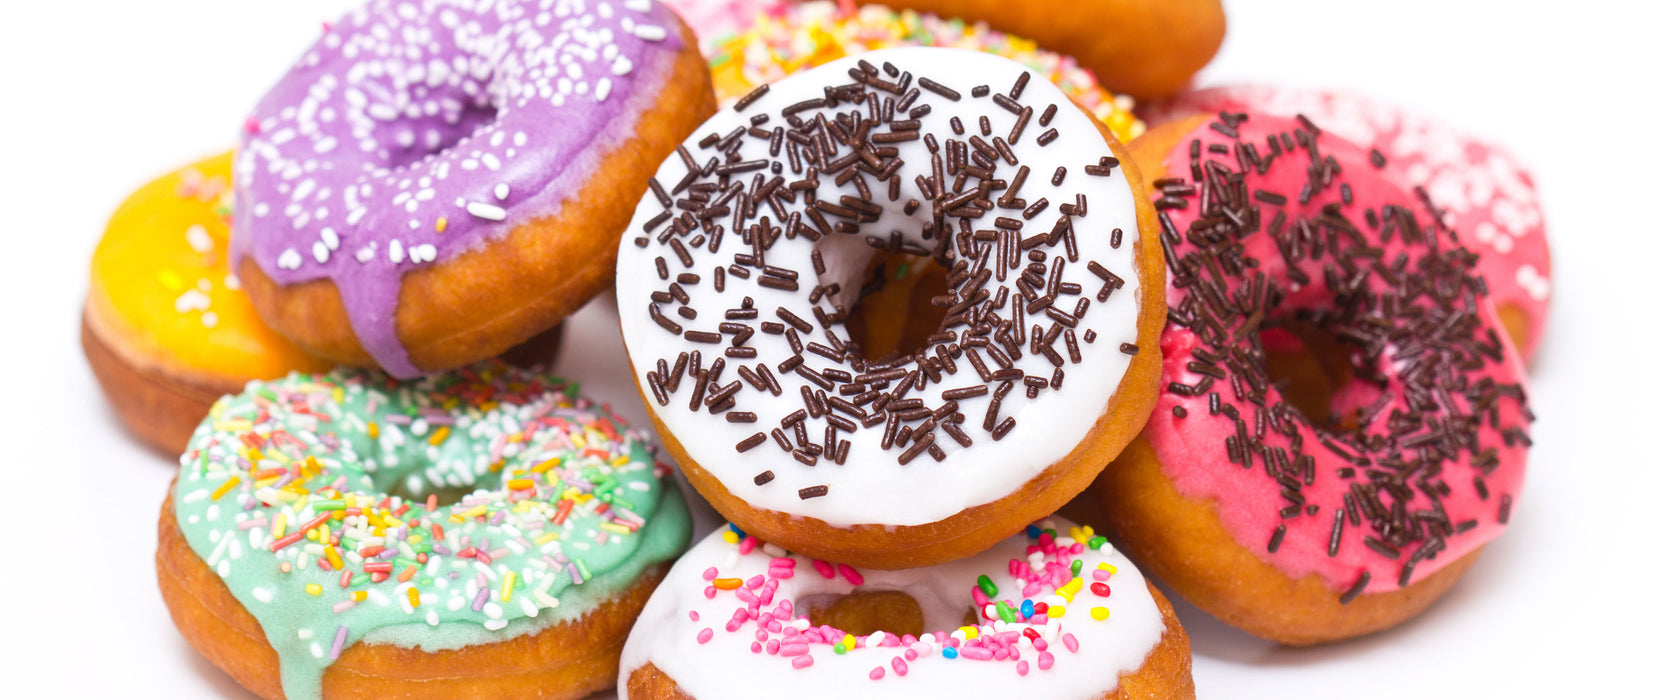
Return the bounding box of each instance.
[0,0,1672,696]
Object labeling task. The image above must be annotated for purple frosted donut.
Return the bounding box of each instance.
[233,0,716,377]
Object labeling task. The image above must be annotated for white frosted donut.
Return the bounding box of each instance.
[615,46,1164,568]
[618,517,1192,698]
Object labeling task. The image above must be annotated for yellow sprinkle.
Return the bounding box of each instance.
[531,458,561,473]
[211,477,240,501]
[569,433,586,448]
[508,478,535,490]
[157,269,185,291]
[353,591,367,602]
[1057,577,1084,601]
[1049,605,1065,619]
[408,586,422,608]
[533,532,559,546]
[843,634,856,650]
[429,427,450,446]
[448,515,465,524]
[611,455,630,467]
[461,504,487,519]
[488,460,504,473]
[435,216,448,232]
[1097,563,1117,575]
[270,513,287,539]
[1070,525,1092,545]
[600,522,631,535]
[325,546,343,570]
[1091,607,1110,621]
[722,531,740,545]
[332,387,344,404]
[368,423,380,438]
[959,625,979,640]
[305,455,323,475]
[304,583,323,596]
[501,572,516,602]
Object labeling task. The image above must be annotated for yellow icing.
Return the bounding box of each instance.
[87,152,330,379]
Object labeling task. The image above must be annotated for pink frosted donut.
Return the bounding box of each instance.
[1141,86,1551,362]
[1099,112,1534,644]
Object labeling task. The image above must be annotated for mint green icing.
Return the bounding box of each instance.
[172,362,692,700]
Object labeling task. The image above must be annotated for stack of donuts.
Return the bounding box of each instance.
[81,0,1552,697]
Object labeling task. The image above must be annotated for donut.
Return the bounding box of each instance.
[1140,85,1552,361]
[157,361,692,699]
[1095,112,1533,644]
[866,0,1226,101]
[675,1,1145,142]
[619,517,1193,698]
[616,46,1166,569]
[232,0,716,378]
[82,153,560,455]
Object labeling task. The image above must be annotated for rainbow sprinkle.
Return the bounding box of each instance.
[704,2,1143,141]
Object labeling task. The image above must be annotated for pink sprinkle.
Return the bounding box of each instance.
[751,641,763,653]
[1016,660,1029,676]
[703,586,717,599]
[688,610,700,622]
[780,641,808,657]
[1039,651,1055,670]
[971,585,989,607]
[813,560,836,578]
[959,644,992,660]
[1032,637,1048,651]
[328,625,348,660]
[881,634,900,648]
[243,117,260,134]
[739,536,758,555]
[746,575,765,590]
[1063,633,1080,653]
[767,639,780,655]
[770,566,794,579]
[697,628,714,644]
[1093,568,1112,582]
[869,666,885,680]
[791,654,814,670]
[892,656,909,676]
[702,566,718,581]
[904,648,919,661]
[837,564,864,586]
[770,557,796,568]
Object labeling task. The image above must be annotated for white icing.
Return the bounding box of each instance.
[618,517,1165,698]
[616,47,1144,527]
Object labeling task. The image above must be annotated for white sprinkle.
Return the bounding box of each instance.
[482,153,501,171]
[356,243,376,263]
[276,248,303,270]
[626,0,651,10]
[252,587,274,603]
[312,241,330,264]
[297,629,314,640]
[594,78,612,102]
[321,227,340,250]
[484,619,508,631]
[414,244,438,262]
[202,312,219,329]
[494,183,509,200]
[388,240,404,264]
[426,610,440,626]
[185,225,213,253]
[313,137,338,154]
[174,289,211,314]
[632,24,667,41]
[224,274,241,290]
[466,202,507,221]
[611,55,633,76]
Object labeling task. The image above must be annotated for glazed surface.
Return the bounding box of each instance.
[620,517,1164,697]
[678,1,1143,141]
[616,47,1146,527]
[1142,86,1550,358]
[233,0,691,376]
[88,153,329,380]
[1144,113,1530,596]
[172,362,690,699]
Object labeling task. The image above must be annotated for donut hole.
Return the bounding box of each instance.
[375,92,500,171]
[364,447,505,508]
[844,254,952,362]
[801,590,925,638]
[1259,319,1381,431]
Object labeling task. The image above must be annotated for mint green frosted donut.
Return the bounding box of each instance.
[171,361,692,700]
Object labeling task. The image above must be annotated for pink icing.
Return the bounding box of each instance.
[232,0,690,377]
[662,0,791,38]
[1146,114,1531,595]
[1142,85,1551,361]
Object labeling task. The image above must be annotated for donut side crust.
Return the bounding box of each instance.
[632,108,1168,570]
[237,19,717,374]
[622,579,1194,699]
[1096,440,1481,645]
[872,0,1226,100]
[156,490,666,699]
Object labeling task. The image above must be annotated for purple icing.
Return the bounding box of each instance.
[233,0,688,377]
